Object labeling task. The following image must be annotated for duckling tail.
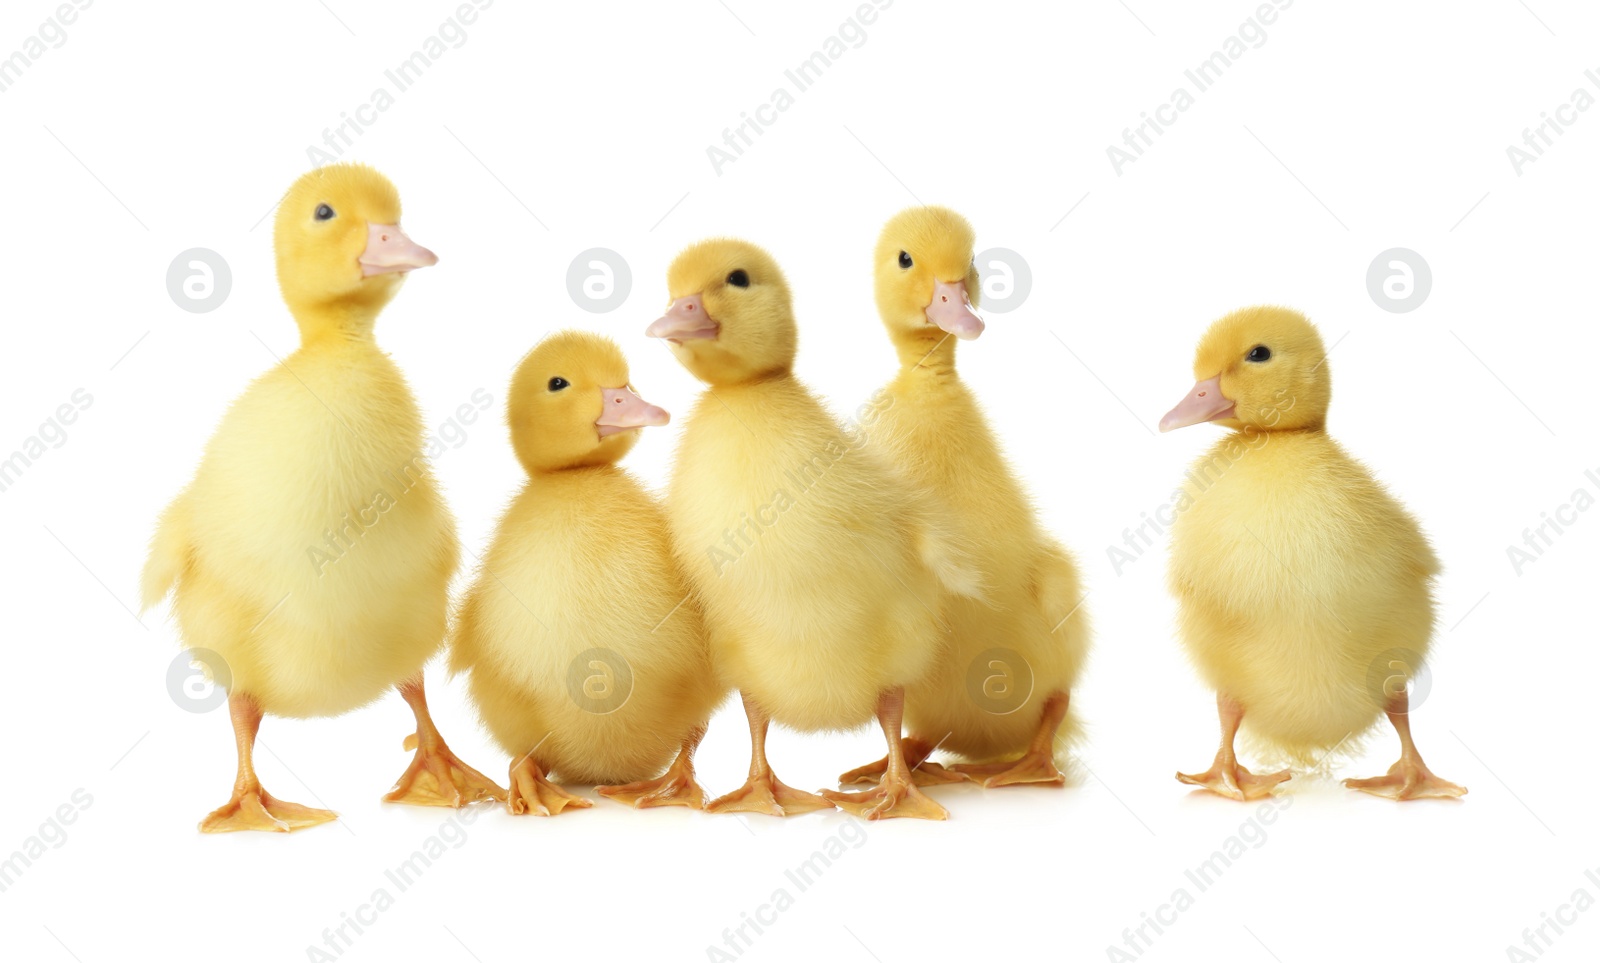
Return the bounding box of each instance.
[140,496,190,612]
[443,580,489,679]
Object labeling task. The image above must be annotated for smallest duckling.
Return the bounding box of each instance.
[449,332,725,814]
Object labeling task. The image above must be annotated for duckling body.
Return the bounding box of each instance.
[450,332,721,813]
[650,238,975,820]
[875,368,1087,763]
[154,337,455,718]
[1161,305,1464,801]
[142,163,502,832]
[667,376,943,733]
[1170,429,1437,758]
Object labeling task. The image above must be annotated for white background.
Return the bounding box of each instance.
[0,1,1594,960]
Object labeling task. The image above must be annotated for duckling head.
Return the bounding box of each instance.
[508,331,669,473]
[1160,306,1330,434]
[646,238,796,386]
[874,206,984,359]
[273,163,437,340]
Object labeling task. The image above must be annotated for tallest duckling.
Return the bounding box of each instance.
[838,207,1090,788]
[142,163,502,832]
[1161,306,1465,801]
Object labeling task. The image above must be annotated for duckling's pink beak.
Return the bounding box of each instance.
[359,223,437,277]
[647,295,720,344]
[927,280,984,340]
[597,386,670,437]
[1159,375,1234,432]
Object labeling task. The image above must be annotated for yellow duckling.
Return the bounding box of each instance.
[648,239,979,820]
[1161,306,1466,801]
[141,163,503,833]
[448,332,724,815]
[839,207,1090,789]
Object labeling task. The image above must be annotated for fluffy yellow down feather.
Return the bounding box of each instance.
[859,207,1090,783]
[651,238,978,820]
[1164,306,1464,801]
[141,163,501,833]
[449,332,724,814]
[143,164,457,718]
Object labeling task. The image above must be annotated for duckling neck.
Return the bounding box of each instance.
[1248,422,1327,441]
[719,367,796,391]
[534,462,622,484]
[292,304,381,349]
[893,331,958,375]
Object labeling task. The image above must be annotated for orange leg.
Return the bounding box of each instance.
[1176,693,1291,801]
[820,687,948,821]
[506,754,592,816]
[199,691,338,834]
[1344,690,1466,800]
[598,726,710,810]
[950,690,1071,788]
[384,673,506,808]
[707,693,833,817]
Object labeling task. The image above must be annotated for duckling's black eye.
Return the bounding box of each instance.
[548,377,569,391]
[898,251,913,269]
[1247,345,1272,363]
[314,204,335,221]
[726,269,749,288]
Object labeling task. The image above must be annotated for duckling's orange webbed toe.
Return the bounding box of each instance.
[1177,762,1292,802]
[384,741,506,809]
[837,735,971,788]
[820,781,948,821]
[1343,690,1466,801]
[819,688,949,821]
[953,756,1067,789]
[709,693,833,817]
[201,789,338,834]
[505,757,592,817]
[709,777,834,817]
[1177,693,1292,802]
[200,691,338,834]
[598,728,709,810]
[383,675,506,808]
[1344,762,1467,801]
[949,690,1073,789]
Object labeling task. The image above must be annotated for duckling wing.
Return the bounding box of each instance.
[140,488,192,611]
[1030,538,1091,658]
[907,493,986,600]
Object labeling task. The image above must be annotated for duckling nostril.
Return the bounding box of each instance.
[1199,391,1207,397]
[382,235,389,242]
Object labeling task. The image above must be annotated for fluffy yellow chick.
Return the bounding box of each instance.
[1161,306,1465,801]
[448,332,724,815]
[141,163,503,833]
[648,239,979,820]
[838,207,1090,790]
